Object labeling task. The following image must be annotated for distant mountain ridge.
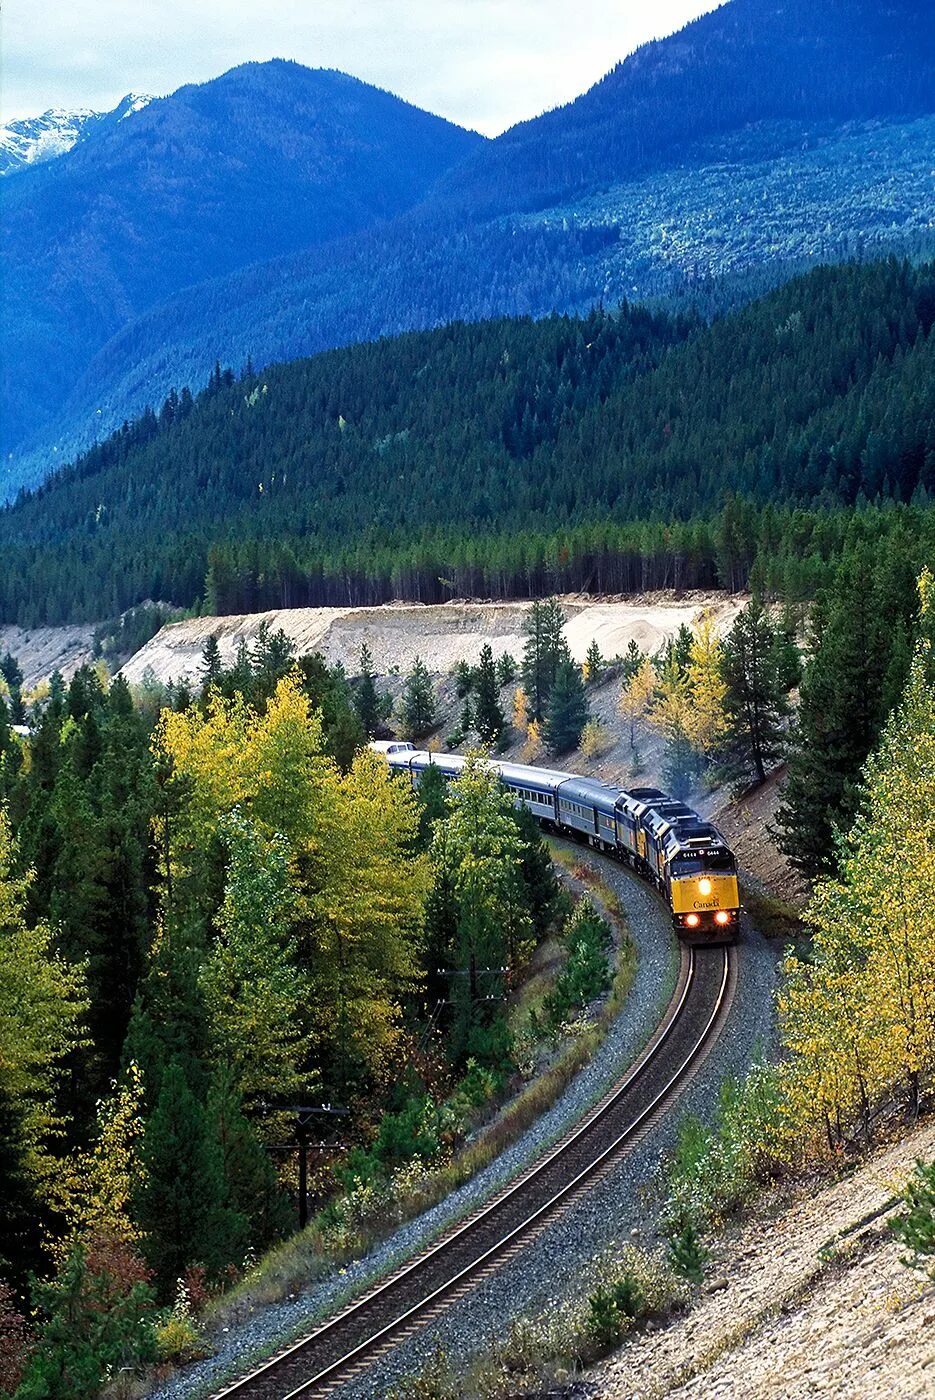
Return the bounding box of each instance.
[0,61,484,472]
[0,94,153,176]
[2,0,934,495]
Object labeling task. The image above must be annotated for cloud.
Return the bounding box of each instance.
[1,0,719,132]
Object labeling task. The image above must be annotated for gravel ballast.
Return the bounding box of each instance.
[150,848,776,1400]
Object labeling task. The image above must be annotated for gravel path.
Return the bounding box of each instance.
[150,845,679,1400]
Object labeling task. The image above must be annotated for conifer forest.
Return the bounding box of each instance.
[2,0,935,1395]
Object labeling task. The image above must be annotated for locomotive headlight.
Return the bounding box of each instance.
[685,914,700,927]
[715,911,730,926]
[698,878,713,896]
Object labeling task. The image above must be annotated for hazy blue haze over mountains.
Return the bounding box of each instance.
[0,62,483,475]
[2,0,934,496]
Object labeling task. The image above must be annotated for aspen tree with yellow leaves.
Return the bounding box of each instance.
[155,677,430,1096]
[778,570,935,1153]
[0,812,88,1194]
[618,656,656,748]
[684,613,728,756]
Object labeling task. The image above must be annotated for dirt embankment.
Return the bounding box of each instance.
[593,1117,935,1399]
[119,593,744,689]
[0,623,96,690]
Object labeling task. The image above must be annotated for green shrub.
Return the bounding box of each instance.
[891,1158,935,1274]
[667,1220,709,1284]
[666,1063,785,1231]
[543,898,612,1030]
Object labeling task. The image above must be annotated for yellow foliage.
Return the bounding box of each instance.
[777,606,935,1158]
[649,653,690,742]
[513,686,530,733]
[521,718,542,762]
[618,657,656,745]
[684,613,728,755]
[55,1063,147,1257]
[579,719,610,759]
[0,812,89,1192]
[156,676,430,1087]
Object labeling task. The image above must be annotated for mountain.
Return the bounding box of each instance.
[3,0,934,495]
[3,259,934,626]
[428,0,935,217]
[0,94,153,176]
[0,62,483,467]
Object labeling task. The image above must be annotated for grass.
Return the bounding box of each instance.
[202,847,638,1340]
[742,882,804,944]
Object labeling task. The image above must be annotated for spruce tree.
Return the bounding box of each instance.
[774,547,907,878]
[354,643,380,738]
[473,644,505,745]
[522,598,567,720]
[399,656,436,740]
[544,658,589,754]
[584,639,604,685]
[200,634,222,690]
[718,599,791,789]
[207,1070,291,1251]
[137,1060,247,1293]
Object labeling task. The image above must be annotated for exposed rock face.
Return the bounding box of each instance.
[592,1120,935,1399]
[118,593,743,689]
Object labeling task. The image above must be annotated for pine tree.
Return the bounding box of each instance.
[415,762,449,849]
[718,599,791,789]
[495,653,517,687]
[399,656,436,740]
[207,1070,291,1252]
[584,639,604,685]
[473,644,505,745]
[621,639,644,682]
[200,635,222,690]
[137,1060,247,1293]
[544,658,589,755]
[522,598,567,720]
[775,547,911,878]
[354,643,380,738]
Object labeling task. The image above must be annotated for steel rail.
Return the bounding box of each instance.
[211,940,733,1399]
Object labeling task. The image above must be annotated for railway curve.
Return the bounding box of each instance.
[211,940,736,1400]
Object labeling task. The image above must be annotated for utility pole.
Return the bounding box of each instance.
[272,1104,349,1229]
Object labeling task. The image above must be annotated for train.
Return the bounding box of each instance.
[371,742,740,943]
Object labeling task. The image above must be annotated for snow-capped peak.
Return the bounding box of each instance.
[0,93,154,176]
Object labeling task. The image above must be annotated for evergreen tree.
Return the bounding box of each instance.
[452,660,474,698]
[774,547,907,878]
[415,762,449,849]
[354,643,380,738]
[495,653,517,687]
[137,1059,247,1293]
[207,1070,291,1252]
[522,598,567,720]
[718,599,791,789]
[399,656,436,740]
[200,634,222,689]
[662,723,702,799]
[544,658,589,754]
[584,639,604,685]
[473,644,505,745]
[621,639,644,682]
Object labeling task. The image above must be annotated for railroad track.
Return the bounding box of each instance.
[213,941,735,1400]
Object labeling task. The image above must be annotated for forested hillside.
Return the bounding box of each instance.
[2,259,934,625]
[0,61,482,466]
[4,0,933,494]
[431,0,935,216]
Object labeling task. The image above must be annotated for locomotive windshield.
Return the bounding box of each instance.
[671,851,736,875]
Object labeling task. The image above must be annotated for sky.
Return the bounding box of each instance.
[1,1,720,133]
